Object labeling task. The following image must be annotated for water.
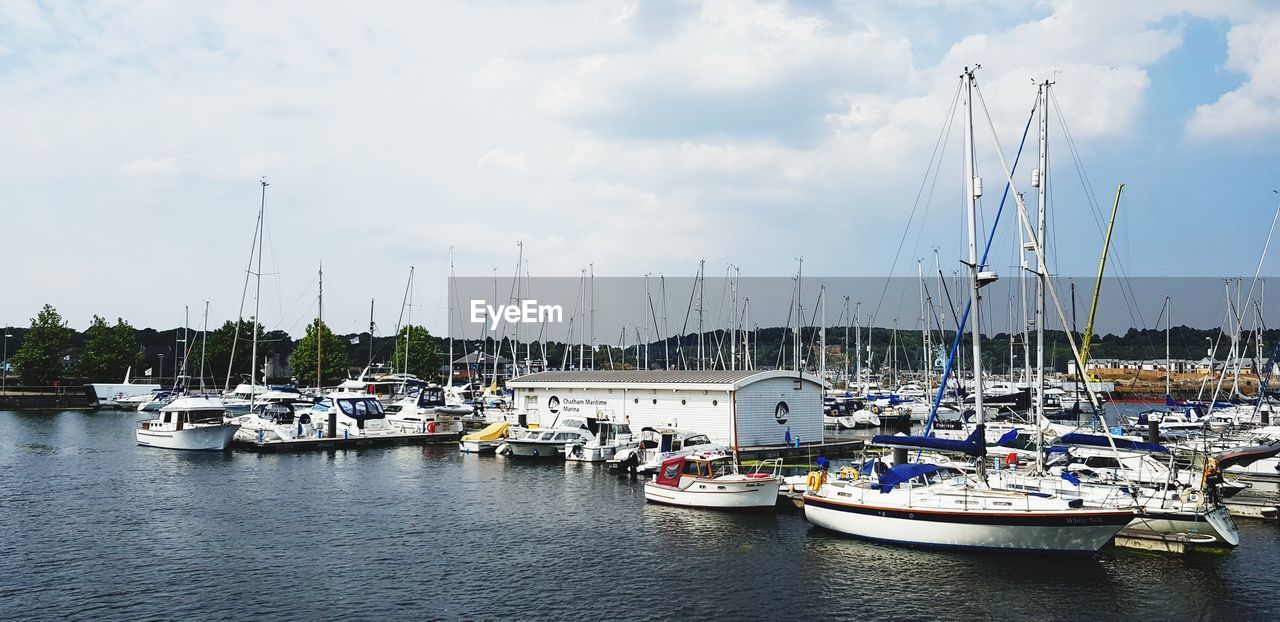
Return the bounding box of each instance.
[2,410,1278,621]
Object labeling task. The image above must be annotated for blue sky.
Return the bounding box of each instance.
[2,1,1279,336]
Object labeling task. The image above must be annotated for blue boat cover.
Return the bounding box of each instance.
[1060,471,1081,486]
[995,429,1019,446]
[1058,432,1168,453]
[877,463,945,493]
[871,426,986,457]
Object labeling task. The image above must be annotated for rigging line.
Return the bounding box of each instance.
[868,79,963,332]
[278,278,317,336]
[909,89,961,271]
[1049,88,1144,329]
[921,90,1038,436]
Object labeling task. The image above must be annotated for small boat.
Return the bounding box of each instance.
[384,385,465,435]
[302,392,399,438]
[460,421,510,454]
[610,427,722,473]
[136,396,240,451]
[643,452,780,510]
[565,419,637,462]
[229,400,319,443]
[503,418,593,458]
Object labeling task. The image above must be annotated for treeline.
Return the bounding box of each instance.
[2,302,1266,386]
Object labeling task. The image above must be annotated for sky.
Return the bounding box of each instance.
[4,0,1280,338]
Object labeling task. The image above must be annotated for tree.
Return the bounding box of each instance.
[77,316,141,382]
[291,320,351,386]
[204,320,267,387]
[391,325,442,381]
[12,304,72,385]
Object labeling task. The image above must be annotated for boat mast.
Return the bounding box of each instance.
[819,284,827,383]
[316,263,323,392]
[200,300,209,393]
[1165,296,1171,397]
[919,261,932,399]
[963,66,988,482]
[854,301,862,393]
[795,258,803,374]
[448,246,454,386]
[368,298,375,370]
[1079,184,1125,365]
[1033,79,1050,473]
[406,266,414,379]
[249,178,266,412]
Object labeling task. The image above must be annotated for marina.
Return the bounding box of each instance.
[3,409,1280,620]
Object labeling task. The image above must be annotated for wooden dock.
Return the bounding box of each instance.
[232,432,460,452]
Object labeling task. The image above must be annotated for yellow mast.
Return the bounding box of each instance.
[1079,183,1124,370]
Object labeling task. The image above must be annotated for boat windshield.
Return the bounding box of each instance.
[337,398,386,428]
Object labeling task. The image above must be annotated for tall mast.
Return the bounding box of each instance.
[448,246,455,385]
[200,300,209,392]
[963,66,988,482]
[919,261,931,399]
[795,258,803,373]
[1080,184,1125,365]
[730,265,738,371]
[1033,79,1050,473]
[1165,296,1172,397]
[854,302,863,393]
[697,260,705,370]
[316,263,323,392]
[406,266,414,378]
[249,178,266,411]
[819,285,827,382]
[368,298,375,369]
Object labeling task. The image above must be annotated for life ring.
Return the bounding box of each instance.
[426,421,438,433]
[806,470,828,491]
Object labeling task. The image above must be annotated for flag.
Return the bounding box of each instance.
[144,368,153,376]
[350,336,360,344]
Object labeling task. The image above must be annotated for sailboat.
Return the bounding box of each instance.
[803,68,1133,553]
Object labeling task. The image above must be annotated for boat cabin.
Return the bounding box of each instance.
[314,396,387,429]
[639,427,713,454]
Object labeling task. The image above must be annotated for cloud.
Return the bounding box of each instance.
[1188,13,1280,139]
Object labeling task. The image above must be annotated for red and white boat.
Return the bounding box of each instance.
[643,452,780,510]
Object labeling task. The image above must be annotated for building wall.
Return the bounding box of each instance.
[734,376,823,447]
[512,376,823,448]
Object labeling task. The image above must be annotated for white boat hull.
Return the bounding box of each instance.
[803,497,1131,553]
[137,424,240,451]
[644,477,779,509]
[1128,506,1239,547]
[459,439,500,454]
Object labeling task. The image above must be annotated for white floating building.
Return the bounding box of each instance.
[506,370,825,449]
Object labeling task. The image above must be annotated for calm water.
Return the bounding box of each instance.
[2,410,1278,621]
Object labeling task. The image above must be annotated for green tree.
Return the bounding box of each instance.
[12,304,72,385]
[391,325,442,381]
[77,316,141,382]
[205,319,268,386]
[291,320,351,386]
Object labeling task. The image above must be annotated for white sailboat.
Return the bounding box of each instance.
[804,67,1134,553]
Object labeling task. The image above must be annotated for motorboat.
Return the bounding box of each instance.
[565,419,637,462]
[229,400,319,443]
[136,396,240,451]
[643,452,780,510]
[86,367,160,409]
[384,385,465,436]
[503,417,593,458]
[802,461,1133,552]
[460,421,510,454]
[135,390,175,412]
[610,427,722,473]
[303,392,399,438]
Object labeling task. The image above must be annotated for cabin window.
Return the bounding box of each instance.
[552,432,576,441]
[681,399,686,406]
[1084,457,1121,469]
[793,380,802,390]
[163,413,172,424]
[683,461,703,476]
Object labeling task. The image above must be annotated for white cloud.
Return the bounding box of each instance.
[1188,13,1280,139]
[1,0,1278,333]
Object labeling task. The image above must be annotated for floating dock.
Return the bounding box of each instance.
[1112,529,1218,554]
[1224,493,1280,520]
[232,431,460,452]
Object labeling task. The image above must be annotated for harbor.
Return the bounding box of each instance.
[2,408,1279,620]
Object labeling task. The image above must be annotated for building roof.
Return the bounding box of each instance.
[507,369,826,391]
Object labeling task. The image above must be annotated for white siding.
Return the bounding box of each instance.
[734,376,823,447]
[512,374,824,448]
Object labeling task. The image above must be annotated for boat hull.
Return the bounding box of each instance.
[505,441,563,458]
[803,497,1132,553]
[1128,505,1239,547]
[644,478,779,509]
[137,424,240,451]
[459,439,499,454]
